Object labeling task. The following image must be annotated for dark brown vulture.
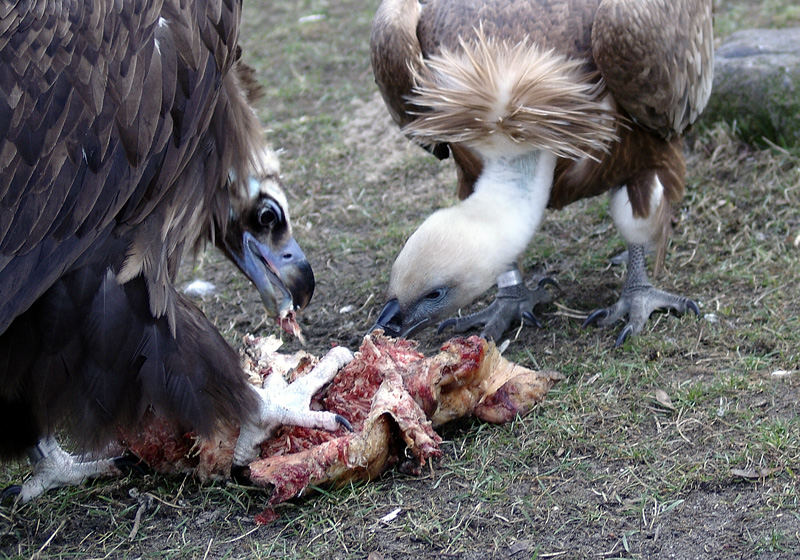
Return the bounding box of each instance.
[0,0,350,501]
[369,0,713,345]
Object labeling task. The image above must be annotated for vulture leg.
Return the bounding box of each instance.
[583,180,699,346]
[7,437,123,503]
[233,346,355,466]
[583,244,699,346]
[437,270,557,342]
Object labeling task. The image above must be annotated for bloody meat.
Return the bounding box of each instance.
[120,333,562,510]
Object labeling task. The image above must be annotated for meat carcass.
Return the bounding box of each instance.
[119,333,562,510]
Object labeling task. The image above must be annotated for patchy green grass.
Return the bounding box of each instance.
[714,0,800,36]
[2,1,800,559]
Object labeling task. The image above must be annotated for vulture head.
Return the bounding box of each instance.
[373,147,562,339]
[217,148,314,322]
[374,188,527,338]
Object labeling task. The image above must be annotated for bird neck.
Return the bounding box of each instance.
[464,150,556,255]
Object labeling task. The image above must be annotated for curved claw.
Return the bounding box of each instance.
[583,308,609,328]
[537,277,559,290]
[335,415,354,432]
[479,325,503,342]
[436,317,458,334]
[614,324,634,348]
[437,309,496,335]
[1,484,21,505]
[521,310,544,329]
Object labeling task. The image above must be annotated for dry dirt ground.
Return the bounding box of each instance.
[1,1,799,559]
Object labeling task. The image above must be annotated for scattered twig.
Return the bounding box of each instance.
[552,301,588,319]
[144,491,187,510]
[127,494,152,540]
[731,466,782,479]
[30,520,65,560]
[379,507,402,523]
[753,282,789,306]
[222,526,260,544]
[201,538,214,560]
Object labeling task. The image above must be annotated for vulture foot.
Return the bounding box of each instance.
[233,346,355,467]
[583,285,699,347]
[11,437,122,503]
[438,274,557,341]
[582,244,698,347]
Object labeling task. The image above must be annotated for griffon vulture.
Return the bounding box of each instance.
[370,0,713,345]
[0,0,350,501]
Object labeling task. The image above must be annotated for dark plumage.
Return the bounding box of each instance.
[370,0,713,344]
[0,0,317,480]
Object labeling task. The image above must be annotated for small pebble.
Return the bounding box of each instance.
[298,14,325,23]
[183,279,216,297]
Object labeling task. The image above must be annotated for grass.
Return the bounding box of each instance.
[2,0,800,559]
[714,0,800,36]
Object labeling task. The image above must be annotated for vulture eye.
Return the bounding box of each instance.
[425,288,445,301]
[258,207,277,228]
[256,199,283,229]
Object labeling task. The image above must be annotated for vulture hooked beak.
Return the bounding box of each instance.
[237,230,315,316]
[372,298,405,338]
[372,298,429,338]
[371,285,452,339]
[220,188,315,321]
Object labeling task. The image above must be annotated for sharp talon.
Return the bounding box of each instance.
[614,325,633,348]
[436,318,457,334]
[687,300,700,316]
[521,311,543,328]
[538,277,558,289]
[335,415,354,432]
[230,465,251,485]
[1,484,21,505]
[583,308,608,328]
[479,328,498,341]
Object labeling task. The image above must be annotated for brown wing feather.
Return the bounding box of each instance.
[417,0,600,61]
[371,0,602,122]
[0,0,264,455]
[591,0,714,138]
[370,0,710,209]
[0,1,165,331]
[370,0,423,130]
[370,0,604,196]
